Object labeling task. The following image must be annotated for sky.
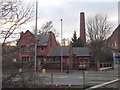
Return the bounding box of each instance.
[1,0,119,43]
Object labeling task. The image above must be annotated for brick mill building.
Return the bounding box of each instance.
[16,30,91,71]
[16,12,93,71]
[46,46,91,70]
[80,12,86,46]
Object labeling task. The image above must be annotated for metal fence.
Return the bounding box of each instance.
[2,64,118,88]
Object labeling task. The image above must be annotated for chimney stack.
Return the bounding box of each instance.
[80,12,86,46]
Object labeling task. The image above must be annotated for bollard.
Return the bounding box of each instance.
[83,70,85,86]
[42,69,46,76]
[19,68,22,73]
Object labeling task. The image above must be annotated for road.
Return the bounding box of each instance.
[35,64,119,85]
[3,64,119,86]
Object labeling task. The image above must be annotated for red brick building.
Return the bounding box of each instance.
[107,25,120,63]
[16,30,58,62]
[45,46,91,70]
[107,25,120,50]
[16,12,92,71]
[16,30,37,61]
[16,30,91,70]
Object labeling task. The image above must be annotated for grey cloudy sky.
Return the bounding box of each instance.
[21,0,118,41]
[4,0,119,43]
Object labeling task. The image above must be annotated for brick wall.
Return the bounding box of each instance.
[16,30,58,61]
[16,30,37,61]
[107,25,120,50]
[80,12,86,46]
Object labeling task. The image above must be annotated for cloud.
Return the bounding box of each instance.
[21,1,118,42]
[61,0,119,2]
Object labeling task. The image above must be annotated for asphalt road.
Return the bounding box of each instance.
[3,64,119,86]
[34,64,119,85]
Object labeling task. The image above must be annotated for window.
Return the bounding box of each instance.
[112,43,114,46]
[21,45,25,52]
[41,47,44,51]
[50,57,55,62]
[31,56,33,60]
[56,57,61,62]
[21,57,25,61]
[115,41,117,46]
[48,37,51,41]
[30,45,35,52]
[26,37,29,40]
[21,56,30,61]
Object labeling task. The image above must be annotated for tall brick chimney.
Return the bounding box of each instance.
[80,12,86,46]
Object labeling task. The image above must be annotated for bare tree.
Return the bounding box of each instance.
[2,43,36,88]
[86,14,113,62]
[0,0,34,44]
[86,14,112,42]
[1,0,35,87]
[38,21,59,37]
[61,38,66,46]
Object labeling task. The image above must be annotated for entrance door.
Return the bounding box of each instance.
[79,58,87,69]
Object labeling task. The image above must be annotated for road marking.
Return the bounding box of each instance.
[77,77,83,79]
[58,76,67,78]
[53,76,83,79]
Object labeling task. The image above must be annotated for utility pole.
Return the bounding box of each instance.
[61,19,63,72]
[33,0,38,85]
[34,0,38,72]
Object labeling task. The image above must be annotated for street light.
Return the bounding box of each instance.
[34,0,38,72]
[60,19,63,72]
[33,0,38,85]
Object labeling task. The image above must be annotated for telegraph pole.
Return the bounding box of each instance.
[61,19,63,72]
[34,0,38,72]
[33,0,38,84]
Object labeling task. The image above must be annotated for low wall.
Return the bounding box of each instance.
[100,67,113,71]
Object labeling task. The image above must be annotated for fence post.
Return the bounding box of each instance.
[51,73,53,86]
[83,70,85,87]
[97,62,100,71]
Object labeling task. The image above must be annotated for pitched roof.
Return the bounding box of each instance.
[36,34,49,46]
[108,24,120,40]
[47,46,70,56]
[47,46,90,57]
[73,47,90,56]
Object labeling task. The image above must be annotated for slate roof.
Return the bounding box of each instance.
[36,34,49,46]
[47,46,90,57]
[47,46,70,56]
[73,47,90,56]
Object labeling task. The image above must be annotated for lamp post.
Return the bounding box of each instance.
[33,0,38,85]
[34,0,38,72]
[60,19,63,72]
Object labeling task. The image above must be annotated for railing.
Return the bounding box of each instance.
[85,79,119,90]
